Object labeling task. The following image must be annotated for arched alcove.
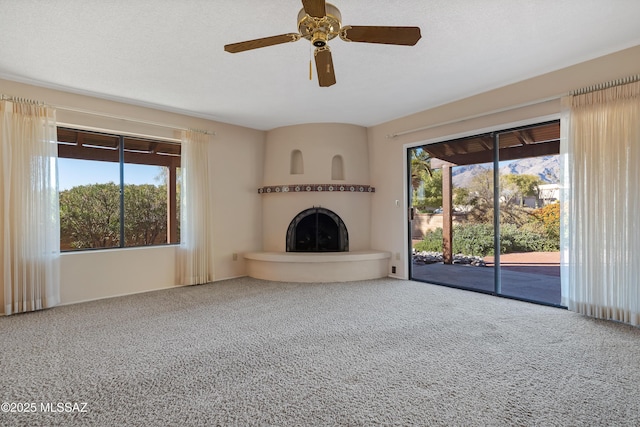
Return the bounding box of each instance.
[290,149,304,175]
[331,155,344,180]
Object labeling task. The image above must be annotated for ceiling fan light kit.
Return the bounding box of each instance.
[297,2,341,47]
[224,0,421,87]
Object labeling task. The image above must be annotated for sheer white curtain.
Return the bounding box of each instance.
[561,80,640,326]
[1,98,60,315]
[177,130,215,285]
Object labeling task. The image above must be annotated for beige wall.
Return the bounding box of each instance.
[368,45,640,279]
[60,246,177,305]
[0,78,265,309]
[263,123,370,185]
[412,213,468,239]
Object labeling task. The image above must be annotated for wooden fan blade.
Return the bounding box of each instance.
[341,26,421,46]
[302,0,326,18]
[314,48,336,87]
[224,33,300,53]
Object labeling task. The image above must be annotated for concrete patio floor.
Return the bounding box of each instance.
[411,252,562,306]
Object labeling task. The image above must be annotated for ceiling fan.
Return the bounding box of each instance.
[224,0,421,87]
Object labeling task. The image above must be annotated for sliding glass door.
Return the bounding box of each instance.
[496,124,561,304]
[409,121,562,307]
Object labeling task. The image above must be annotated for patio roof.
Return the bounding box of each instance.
[428,121,560,168]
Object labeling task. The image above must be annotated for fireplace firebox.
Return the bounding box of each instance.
[286,207,348,252]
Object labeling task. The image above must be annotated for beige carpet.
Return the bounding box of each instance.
[1,277,639,426]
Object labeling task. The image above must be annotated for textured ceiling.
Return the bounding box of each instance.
[1,0,640,130]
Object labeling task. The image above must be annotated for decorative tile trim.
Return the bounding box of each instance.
[258,184,375,194]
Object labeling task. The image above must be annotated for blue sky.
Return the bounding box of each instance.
[58,159,166,190]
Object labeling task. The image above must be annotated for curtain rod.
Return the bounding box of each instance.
[54,104,216,136]
[386,73,640,140]
[1,94,45,105]
[3,93,215,136]
[386,95,560,139]
[569,74,640,96]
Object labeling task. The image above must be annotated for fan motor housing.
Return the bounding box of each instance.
[298,3,342,46]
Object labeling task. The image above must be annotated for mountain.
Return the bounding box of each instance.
[451,156,560,188]
[499,156,560,183]
[451,164,491,188]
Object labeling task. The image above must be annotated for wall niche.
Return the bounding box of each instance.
[331,155,344,180]
[290,149,303,175]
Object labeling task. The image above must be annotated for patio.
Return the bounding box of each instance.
[411,252,561,306]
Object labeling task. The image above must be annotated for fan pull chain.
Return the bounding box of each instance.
[309,45,313,81]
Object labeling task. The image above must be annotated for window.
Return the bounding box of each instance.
[57,128,180,250]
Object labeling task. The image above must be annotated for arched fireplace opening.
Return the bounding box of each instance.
[286,207,349,252]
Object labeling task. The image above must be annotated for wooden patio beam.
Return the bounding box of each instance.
[429,140,559,167]
[58,144,177,167]
[442,164,453,265]
[167,159,178,243]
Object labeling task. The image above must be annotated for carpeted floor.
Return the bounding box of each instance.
[1,277,639,426]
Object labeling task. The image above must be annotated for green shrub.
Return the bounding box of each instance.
[414,228,443,252]
[501,223,544,253]
[414,221,559,257]
[453,223,497,256]
[415,224,497,256]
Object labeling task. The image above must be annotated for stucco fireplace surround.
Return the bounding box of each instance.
[244,123,390,283]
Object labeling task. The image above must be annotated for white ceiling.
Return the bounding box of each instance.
[1,0,639,131]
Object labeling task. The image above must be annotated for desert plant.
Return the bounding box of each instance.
[532,202,560,242]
